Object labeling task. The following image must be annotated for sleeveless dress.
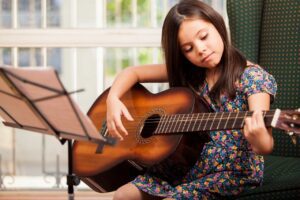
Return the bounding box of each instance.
[132,65,277,199]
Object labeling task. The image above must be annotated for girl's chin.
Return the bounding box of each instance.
[197,63,218,69]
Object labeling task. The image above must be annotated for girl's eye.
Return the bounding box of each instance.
[183,46,193,53]
[201,34,208,40]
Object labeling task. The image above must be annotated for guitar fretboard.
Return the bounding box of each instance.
[154,110,276,135]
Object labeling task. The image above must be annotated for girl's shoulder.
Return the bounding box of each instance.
[244,63,266,74]
[241,63,274,82]
[238,63,277,99]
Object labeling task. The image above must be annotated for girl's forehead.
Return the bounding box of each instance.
[179,18,212,30]
[178,19,212,39]
[181,17,211,25]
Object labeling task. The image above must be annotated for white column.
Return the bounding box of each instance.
[150,0,157,28]
[132,0,137,27]
[12,0,18,67]
[41,0,47,68]
[71,0,78,98]
[96,0,106,94]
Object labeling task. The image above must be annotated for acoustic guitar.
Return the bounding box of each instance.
[72,83,300,193]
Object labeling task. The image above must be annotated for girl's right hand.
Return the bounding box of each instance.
[106,96,134,140]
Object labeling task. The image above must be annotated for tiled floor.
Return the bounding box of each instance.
[0,190,114,200]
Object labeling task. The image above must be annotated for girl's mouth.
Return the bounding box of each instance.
[202,52,213,62]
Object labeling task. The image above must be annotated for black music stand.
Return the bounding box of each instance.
[0,66,113,200]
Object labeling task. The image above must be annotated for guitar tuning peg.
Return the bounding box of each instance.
[287,131,297,145]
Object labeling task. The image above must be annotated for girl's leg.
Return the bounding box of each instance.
[113,182,162,200]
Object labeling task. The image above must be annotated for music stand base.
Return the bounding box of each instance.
[67,140,80,199]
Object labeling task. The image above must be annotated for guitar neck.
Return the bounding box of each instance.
[154,110,276,134]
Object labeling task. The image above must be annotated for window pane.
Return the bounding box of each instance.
[47,0,61,27]
[104,47,164,90]
[18,0,41,28]
[18,48,42,67]
[47,48,62,73]
[106,0,132,28]
[0,48,12,65]
[0,0,12,28]
[137,0,151,27]
[106,0,180,28]
[48,48,74,92]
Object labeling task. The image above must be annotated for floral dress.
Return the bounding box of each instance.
[132,65,277,199]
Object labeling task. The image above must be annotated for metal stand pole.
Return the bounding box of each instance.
[0,155,3,189]
[66,140,80,200]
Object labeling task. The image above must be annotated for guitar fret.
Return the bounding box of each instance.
[162,115,170,134]
[170,115,177,133]
[240,111,248,128]
[216,112,224,130]
[203,113,211,131]
[167,115,172,133]
[156,115,166,134]
[197,113,205,131]
[185,114,192,132]
[224,112,231,129]
[180,114,188,132]
[171,114,177,133]
[232,112,238,129]
[165,115,176,133]
[174,114,182,133]
[158,115,164,134]
[209,112,218,130]
[159,115,168,133]
[191,113,200,132]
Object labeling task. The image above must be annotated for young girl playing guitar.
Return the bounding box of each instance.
[106,0,277,199]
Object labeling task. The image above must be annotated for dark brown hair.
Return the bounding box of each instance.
[161,0,246,100]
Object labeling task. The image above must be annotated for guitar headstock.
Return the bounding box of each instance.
[271,108,300,136]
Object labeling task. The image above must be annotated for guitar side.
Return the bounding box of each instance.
[72,84,208,192]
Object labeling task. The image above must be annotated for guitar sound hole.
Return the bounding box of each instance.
[140,114,161,138]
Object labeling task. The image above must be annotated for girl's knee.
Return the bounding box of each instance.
[112,183,141,200]
[113,188,127,200]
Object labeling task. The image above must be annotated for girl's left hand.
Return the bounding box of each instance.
[243,110,273,154]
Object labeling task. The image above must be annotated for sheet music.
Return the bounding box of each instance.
[0,66,107,144]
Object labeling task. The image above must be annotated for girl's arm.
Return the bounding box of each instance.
[243,93,274,155]
[106,64,168,140]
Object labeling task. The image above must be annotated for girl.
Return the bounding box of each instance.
[106,0,277,199]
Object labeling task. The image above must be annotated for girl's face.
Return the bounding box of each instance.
[178,19,224,70]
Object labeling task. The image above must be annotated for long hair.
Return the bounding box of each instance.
[161,0,246,100]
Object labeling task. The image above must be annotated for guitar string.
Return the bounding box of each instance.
[115,113,274,123]
[102,115,275,133]
[112,110,273,119]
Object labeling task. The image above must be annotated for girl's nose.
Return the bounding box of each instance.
[195,41,207,55]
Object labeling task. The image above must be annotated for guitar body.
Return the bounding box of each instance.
[72,83,211,192]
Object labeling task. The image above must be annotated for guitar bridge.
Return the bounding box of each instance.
[95,119,116,153]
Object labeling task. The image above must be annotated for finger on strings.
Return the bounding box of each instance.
[249,111,258,128]
[115,116,129,136]
[122,107,134,121]
[255,110,265,127]
[243,117,251,136]
[109,122,124,140]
